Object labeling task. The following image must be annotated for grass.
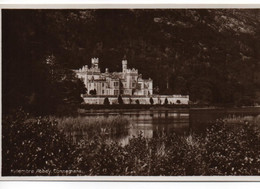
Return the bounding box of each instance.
[224,114,260,127]
[51,116,130,142]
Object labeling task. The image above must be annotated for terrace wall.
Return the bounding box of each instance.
[83,95,189,105]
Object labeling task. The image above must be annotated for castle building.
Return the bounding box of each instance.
[75,58,153,96]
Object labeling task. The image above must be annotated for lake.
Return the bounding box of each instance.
[80,107,260,145]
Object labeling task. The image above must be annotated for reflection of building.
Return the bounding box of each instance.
[75,58,153,96]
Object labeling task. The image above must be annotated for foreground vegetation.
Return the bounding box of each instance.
[2,110,260,176]
[53,116,130,143]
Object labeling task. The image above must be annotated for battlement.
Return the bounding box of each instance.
[91,57,99,64]
[75,57,153,97]
[77,65,88,72]
[125,68,138,74]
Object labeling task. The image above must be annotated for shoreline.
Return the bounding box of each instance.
[78,104,260,112]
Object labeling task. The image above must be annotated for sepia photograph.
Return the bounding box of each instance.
[1,6,260,179]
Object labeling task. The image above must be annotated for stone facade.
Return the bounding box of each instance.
[75,58,153,96]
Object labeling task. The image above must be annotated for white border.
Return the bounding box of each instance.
[0,182,259,189]
[0,0,260,5]
[1,176,260,181]
[1,0,260,182]
[0,4,260,8]
[0,0,260,8]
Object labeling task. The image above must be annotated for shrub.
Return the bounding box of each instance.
[104,97,110,105]
[74,119,260,176]
[149,97,154,105]
[3,110,260,176]
[202,119,260,175]
[2,110,79,176]
[118,95,124,105]
[164,98,168,105]
[89,89,96,95]
[75,132,205,176]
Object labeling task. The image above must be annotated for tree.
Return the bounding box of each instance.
[2,10,91,115]
[89,89,97,95]
[24,57,86,115]
[118,95,124,104]
[119,80,124,95]
[164,98,168,105]
[149,97,154,105]
[43,63,87,115]
[3,9,260,113]
[104,97,110,105]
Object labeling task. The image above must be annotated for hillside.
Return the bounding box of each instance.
[2,9,260,113]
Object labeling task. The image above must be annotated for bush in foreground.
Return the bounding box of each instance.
[73,118,260,175]
[2,110,80,176]
[203,119,260,175]
[2,110,260,176]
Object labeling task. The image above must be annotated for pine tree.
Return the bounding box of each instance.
[118,95,124,105]
[150,97,154,105]
[164,98,168,105]
[104,97,110,105]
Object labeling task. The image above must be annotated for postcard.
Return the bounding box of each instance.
[1,1,260,181]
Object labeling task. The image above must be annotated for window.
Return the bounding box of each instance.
[114,90,119,95]
[102,83,104,87]
[114,82,119,87]
[102,90,105,94]
[132,83,135,88]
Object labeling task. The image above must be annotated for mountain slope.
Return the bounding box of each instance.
[3,9,260,110]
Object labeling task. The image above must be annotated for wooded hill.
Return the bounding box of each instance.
[2,9,260,114]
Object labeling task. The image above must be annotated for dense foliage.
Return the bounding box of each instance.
[2,9,260,115]
[203,120,260,175]
[2,110,260,176]
[76,120,260,176]
[2,11,87,115]
[2,110,80,176]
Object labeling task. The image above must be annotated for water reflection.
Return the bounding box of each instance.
[76,107,260,145]
[120,110,190,145]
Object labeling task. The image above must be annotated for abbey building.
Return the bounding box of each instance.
[75,58,153,96]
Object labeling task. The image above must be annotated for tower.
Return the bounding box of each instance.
[91,58,99,69]
[122,60,127,73]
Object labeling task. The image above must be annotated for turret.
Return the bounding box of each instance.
[122,60,127,73]
[91,57,99,69]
